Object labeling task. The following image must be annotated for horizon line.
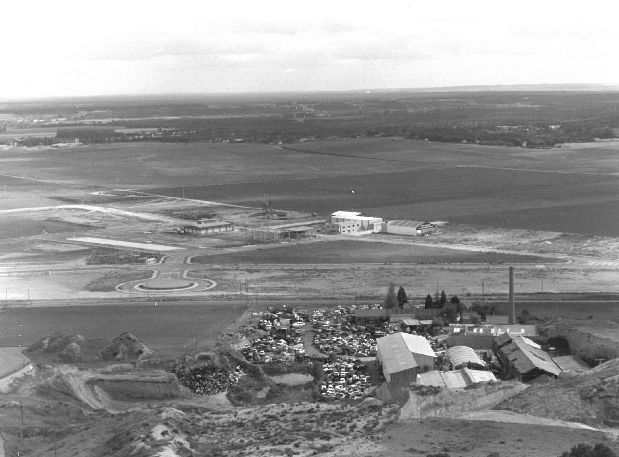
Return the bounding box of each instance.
[2,82,619,103]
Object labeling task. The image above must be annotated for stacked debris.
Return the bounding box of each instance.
[169,364,245,395]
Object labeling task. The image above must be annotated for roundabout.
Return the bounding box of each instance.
[115,271,217,295]
[135,278,198,291]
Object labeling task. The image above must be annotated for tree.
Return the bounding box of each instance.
[385,283,397,310]
[450,295,464,313]
[439,290,447,308]
[440,304,458,324]
[397,286,408,309]
[424,294,433,309]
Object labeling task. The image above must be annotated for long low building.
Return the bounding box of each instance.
[385,220,436,236]
[377,332,436,383]
[417,367,497,389]
[182,219,234,236]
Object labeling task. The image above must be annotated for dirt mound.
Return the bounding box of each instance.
[498,358,619,427]
[100,333,153,361]
[25,333,93,363]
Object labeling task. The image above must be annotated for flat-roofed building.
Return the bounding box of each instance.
[182,219,234,236]
[376,332,436,383]
[326,211,383,234]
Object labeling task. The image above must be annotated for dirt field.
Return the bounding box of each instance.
[0,347,29,378]
[192,239,555,264]
[0,302,249,358]
[382,417,618,457]
[0,138,616,236]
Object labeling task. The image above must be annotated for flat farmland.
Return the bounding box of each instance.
[191,239,553,264]
[0,302,249,357]
[0,138,616,235]
[156,166,619,236]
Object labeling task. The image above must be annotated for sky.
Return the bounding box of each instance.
[2,0,619,98]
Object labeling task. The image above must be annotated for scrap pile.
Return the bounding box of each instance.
[169,364,245,395]
[241,334,305,362]
[311,307,380,357]
[320,357,371,400]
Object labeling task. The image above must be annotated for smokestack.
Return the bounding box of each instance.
[509,267,516,324]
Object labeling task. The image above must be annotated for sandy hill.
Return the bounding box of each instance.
[497,358,619,427]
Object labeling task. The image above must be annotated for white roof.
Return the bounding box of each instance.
[400,333,436,358]
[331,211,362,218]
[377,334,418,375]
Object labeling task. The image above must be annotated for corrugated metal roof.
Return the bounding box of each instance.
[402,318,421,326]
[400,333,436,358]
[446,346,485,368]
[417,368,496,388]
[500,335,562,377]
[552,355,590,373]
[387,220,424,228]
[417,370,446,387]
[441,370,468,389]
[462,367,497,384]
[377,334,418,376]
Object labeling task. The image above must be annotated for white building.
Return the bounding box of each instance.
[326,211,383,235]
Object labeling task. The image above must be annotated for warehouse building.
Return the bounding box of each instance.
[376,333,436,383]
[326,211,383,234]
[182,219,234,236]
[385,220,436,236]
[496,333,561,381]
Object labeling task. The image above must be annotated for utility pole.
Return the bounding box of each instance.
[53,430,57,457]
[20,400,24,442]
[481,281,485,305]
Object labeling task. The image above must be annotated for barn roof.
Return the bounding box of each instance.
[377,334,418,375]
[499,335,561,377]
[400,333,436,358]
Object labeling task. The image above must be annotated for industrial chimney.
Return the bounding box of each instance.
[509,267,516,324]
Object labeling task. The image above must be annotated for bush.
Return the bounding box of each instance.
[560,443,617,457]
